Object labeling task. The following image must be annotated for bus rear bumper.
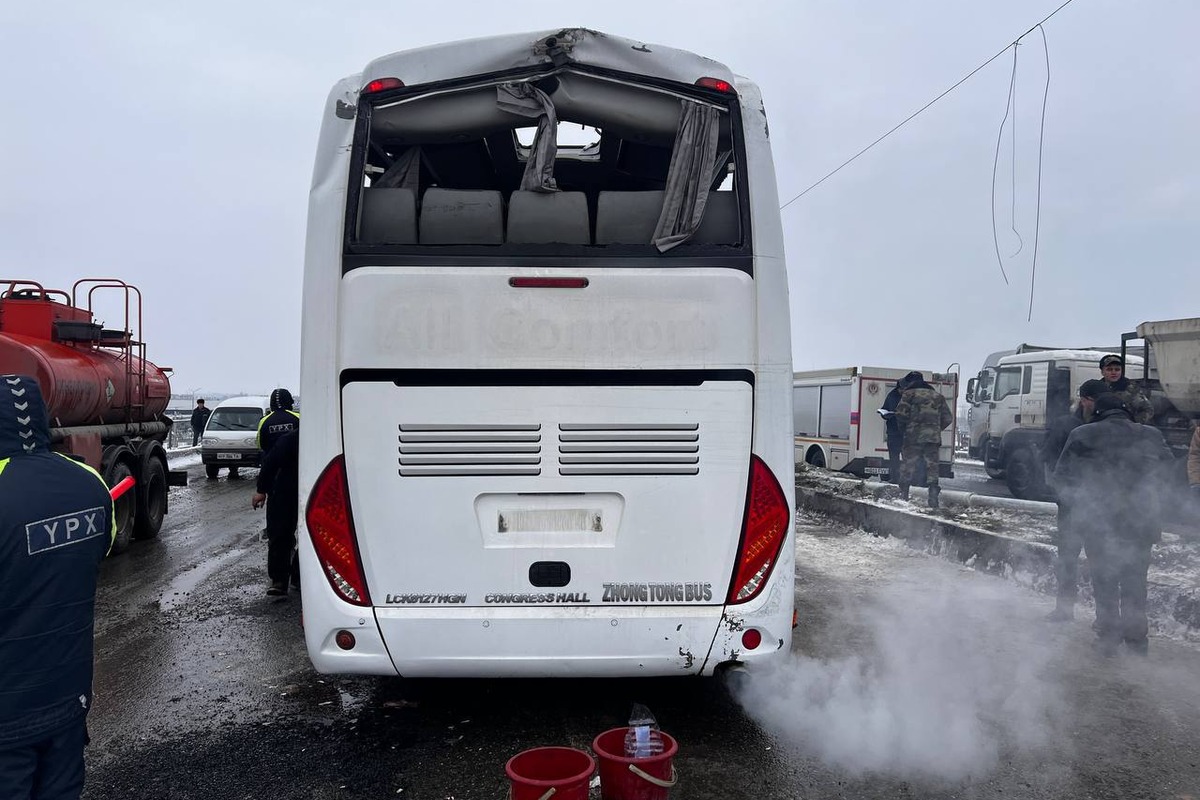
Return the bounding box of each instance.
[304,601,790,678]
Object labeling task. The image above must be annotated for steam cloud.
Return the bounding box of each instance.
[734,575,1064,783]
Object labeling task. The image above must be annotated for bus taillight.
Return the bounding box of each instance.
[306,455,372,607]
[363,77,404,94]
[727,455,789,604]
[696,76,735,93]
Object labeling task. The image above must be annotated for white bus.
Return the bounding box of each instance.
[298,29,794,678]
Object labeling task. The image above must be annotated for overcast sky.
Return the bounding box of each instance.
[3,1,1197,399]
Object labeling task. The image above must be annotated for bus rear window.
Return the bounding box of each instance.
[349,71,746,255]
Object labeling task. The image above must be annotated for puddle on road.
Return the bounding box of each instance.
[339,688,365,717]
[159,547,253,612]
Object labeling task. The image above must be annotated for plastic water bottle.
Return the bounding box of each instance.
[623,703,665,758]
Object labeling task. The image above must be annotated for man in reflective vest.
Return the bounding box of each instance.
[256,388,299,455]
[0,375,114,799]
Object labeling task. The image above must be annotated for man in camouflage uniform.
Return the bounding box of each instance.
[1053,392,1174,656]
[1098,354,1154,424]
[895,371,954,508]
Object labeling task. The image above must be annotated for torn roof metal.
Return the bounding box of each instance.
[356,28,737,93]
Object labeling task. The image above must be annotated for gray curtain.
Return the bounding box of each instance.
[497,83,558,192]
[375,146,423,190]
[652,101,721,252]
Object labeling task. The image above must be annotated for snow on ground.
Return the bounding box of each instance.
[797,463,1200,643]
[166,449,201,470]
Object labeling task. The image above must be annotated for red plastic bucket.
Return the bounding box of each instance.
[505,746,596,800]
[592,728,679,800]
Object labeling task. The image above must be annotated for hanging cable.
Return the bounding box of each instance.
[1009,47,1024,258]
[1027,24,1051,321]
[779,0,1079,210]
[990,45,1018,286]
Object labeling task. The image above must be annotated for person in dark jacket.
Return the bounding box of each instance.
[190,398,211,447]
[0,375,114,800]
[1053,392,1175,655]
[881,379,906,485]
[253,429,299,596]
[1098,354,1154,424]
[1041,379,1107,621]
[256,388,299,455]
[895,371,954,508]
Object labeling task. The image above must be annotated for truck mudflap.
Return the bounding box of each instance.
[168,469,189,487]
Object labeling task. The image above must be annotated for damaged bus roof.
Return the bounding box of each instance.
[356,28,739,92]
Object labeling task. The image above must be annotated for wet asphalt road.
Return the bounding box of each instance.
[82,460,1200,799]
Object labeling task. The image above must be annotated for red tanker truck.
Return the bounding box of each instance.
[0,278,188,553]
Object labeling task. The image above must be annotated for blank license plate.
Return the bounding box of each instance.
[217,453,242,460]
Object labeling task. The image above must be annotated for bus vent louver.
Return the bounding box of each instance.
[557,423,700,476]
[398,424,542,476]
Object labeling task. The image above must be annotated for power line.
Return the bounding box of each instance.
[779,0,1079,210]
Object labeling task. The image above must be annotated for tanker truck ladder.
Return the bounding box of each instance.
[72,279,155,427]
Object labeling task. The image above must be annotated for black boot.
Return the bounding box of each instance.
[928,485,940,509]
[898,483,910,501]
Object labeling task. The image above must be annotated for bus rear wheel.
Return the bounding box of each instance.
[805,447,826,468]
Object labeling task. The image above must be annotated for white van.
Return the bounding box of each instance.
[201,396,270,478]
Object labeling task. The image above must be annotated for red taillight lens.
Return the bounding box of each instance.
[306,455,372,607]
[741,629,763,650]
[508,277,590,289]
[363,77,404,94]
[696,76,735,93]
[727,455,790,604]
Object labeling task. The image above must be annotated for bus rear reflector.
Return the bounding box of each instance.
[306,455,372,607]
[363,77,404,94]
[727,455,789,604]
[696,77,735,93]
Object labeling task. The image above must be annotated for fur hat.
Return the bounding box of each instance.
[1099,354,1123,370]
[1078,379,1108,399]
[1093,393,1129,417]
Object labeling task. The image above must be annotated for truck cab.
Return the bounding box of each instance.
[966,350,1141,499]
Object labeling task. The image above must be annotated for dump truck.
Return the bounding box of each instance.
[965,317,1199,500]
[0,278,188,553]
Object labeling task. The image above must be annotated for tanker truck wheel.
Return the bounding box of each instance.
[134,454,168,540]
[105,460,138,555]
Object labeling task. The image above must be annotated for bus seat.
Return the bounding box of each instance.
[692,191,741,244]
[359,188,417,244]
[595,191,664,245]
[419,188,504,245]
[506,191,591,244]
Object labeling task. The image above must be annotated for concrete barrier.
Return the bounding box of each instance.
[817,473,1058,515]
